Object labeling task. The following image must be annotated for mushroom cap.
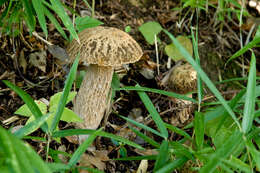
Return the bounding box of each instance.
[168,63,197,94]
[66,26,143,66]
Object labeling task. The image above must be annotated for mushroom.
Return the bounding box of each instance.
[168,63,197,126]
[66,26,143,142]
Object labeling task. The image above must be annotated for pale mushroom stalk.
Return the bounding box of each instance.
[67,26,143,143]
[73,65,113,131]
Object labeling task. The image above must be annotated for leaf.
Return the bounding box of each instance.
[164,123,192,140]
[2,80,48,132]
[194,111,204,150]
[138,21,162,45]
[242,52,256,133]
[163,29,241,130]
[199,131,243,173]
[50,54,80,133]
[49,91,77,111]
[154,140,169,171]
[75,16,103,32]
[32,0,47,37]
[15,100,47,117]
[136,84,168,139]
[165,36,193,62]
[14,113,51,138]
[49,0,79,42]
[246,140,260,170]
[60,108,83,122]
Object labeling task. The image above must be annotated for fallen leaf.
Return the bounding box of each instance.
[29,50,47,72]
[137,160,148,173]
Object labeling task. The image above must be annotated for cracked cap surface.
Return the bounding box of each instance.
[67,26,143,66]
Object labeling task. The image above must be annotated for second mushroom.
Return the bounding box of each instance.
[66,26,143,142]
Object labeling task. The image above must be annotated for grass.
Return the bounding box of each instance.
[1,0,260,172]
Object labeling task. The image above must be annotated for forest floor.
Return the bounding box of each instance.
[0,0,259,172]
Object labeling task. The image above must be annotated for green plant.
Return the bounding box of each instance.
[114,24,260,172]
[1,54,143,172]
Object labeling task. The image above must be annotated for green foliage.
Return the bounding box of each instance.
[138,21,162,45]
[0,0,102,41]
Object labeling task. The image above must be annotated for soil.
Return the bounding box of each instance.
[0,0,259,172]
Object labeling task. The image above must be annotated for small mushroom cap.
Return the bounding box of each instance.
[168,63,197,94]
[67,26,143,66]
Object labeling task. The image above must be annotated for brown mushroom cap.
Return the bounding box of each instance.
[168,63,197,94]
[66,26,143,66]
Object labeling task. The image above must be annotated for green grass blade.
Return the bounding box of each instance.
[14,113,51,138]
[136,84,168,138]
[194,111,204,150]
[50,54,79,133]
[2,80,48,132]
[47,163,71,172]
[169,141,193,159]
[116,86,197,103]
[68,129,101,168]
[113,155,157,161]
[78,167,104,173]
[163,29,241,130]
[154,140,169,171]
[199,131,243,173]
[156,156,188,173]
[52,129,143,149]
[119,115,165,138]
[222,156,251,173]
[21,0,35,33]
[0,126,52,173]
[49,0,79,42]
[246,140,260,170]
[226,36,260,64]
[128,126,160,148]
[164,123,192,140]
[32,0,47,37]
[242,52,256,133]
[43,5,68,40]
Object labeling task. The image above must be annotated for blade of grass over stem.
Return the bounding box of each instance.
[128,126,160,148]
[32,0,47,37]
[199,131,243,173]
[246,140,260,170]
[164,123,192,140]
[156,156,188,173]
[162,29,241,130]
[116,86,197,103]
[154,140,169,171]
[194,111,204,150]
[68,128,101,168]
[52,129,143,149]
[50,54,79,133]
[226,36,260,64]
[242,52,256,134]
[119,115,165,138]
[43,5,68,40]
[2,80,48,132]
[21,0,35,33]
[14,113,51,138]
[136,84,168,139]
[49,0,79,42]
[222,156,251,173]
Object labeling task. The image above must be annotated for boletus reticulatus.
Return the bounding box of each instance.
[67,26,143,142]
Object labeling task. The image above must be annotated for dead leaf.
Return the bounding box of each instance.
[79,153,106,172]
[29,50,47,72]
[19,49,27,74]
[137,160,148,173]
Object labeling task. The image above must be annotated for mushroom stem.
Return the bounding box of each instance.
[74,64,114,135]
